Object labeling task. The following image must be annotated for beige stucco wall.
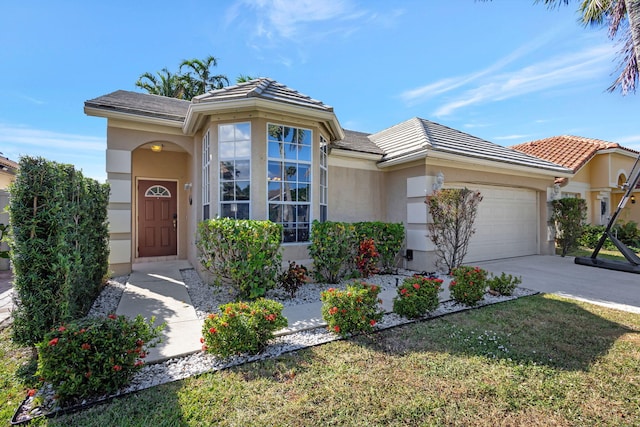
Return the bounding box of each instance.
[0,172,14,190]
[0,190,10,270]
[105,123,195,275]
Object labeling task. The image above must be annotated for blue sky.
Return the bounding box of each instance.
[1,0,638,182]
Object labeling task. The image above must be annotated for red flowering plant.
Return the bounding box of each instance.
[201,298,287,358]
[320,281,383,337]
[355,238,380,278]
[278,261,309,299]
[449,266,488,306]
[393,275,443,319]
[35,314,164,405]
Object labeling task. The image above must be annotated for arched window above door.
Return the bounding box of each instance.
[145,185,171,198]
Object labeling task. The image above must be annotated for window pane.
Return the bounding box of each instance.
[219,142,234,159]
[282,204,295,222]
[283,127,295,143]
[219,125,235,142]
[268,141,282,158]
[269,204,282,222]
[300,130,311,146]
[268,182,282,202]
[297,184,310,202]
[320,206,327,222]
[268,124,282,141]
[284,163,297,181]
[220,203,234,218]
[236,181,250,200]
[236,140,251,158]
[221,182,235,201]
[297,224,309,242]
[235,160,250,180]
[299,164,310,182]
[236,203,250,219]
[268,161,283,181]
[220,161,234,180]
[283,143,297,160]
[298,144,311,162]
[296,205,309,222]
[282,183,295,202]
[282,226,296,243]
[235,123,250,140]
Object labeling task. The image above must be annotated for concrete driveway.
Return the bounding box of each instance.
[477,255,640,314]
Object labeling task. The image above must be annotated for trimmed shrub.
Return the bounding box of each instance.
[278,261,309,299]
[393,275,442,319]
[197,218,282,300]
[354,222,405,273]
[9,156,110,345]
[36,314,163,405]
[309,221,356,283]
[201,299,287,358]
[449,266,487,306]
[550,198,587,257]
[320,281,383,336]
[487,272,521,296]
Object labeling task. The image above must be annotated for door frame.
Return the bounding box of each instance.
[135,177,180,259]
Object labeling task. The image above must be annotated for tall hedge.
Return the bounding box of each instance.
[9,157,110,345]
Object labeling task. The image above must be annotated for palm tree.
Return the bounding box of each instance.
[135,68,185,98]
[236,74,258,83]
[538,0,640,94]
[179,55,229,98]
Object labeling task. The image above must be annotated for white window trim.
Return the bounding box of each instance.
[202,130,211,219]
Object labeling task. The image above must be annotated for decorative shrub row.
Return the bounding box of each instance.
[201,299,287,358]
[320,281,383,336]
[36,314,164,404]
[9,156,110,345]
[309,220,405,283]
[197,218,283,300]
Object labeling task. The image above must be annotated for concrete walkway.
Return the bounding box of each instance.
[0,269,13,328]
[116,261,202,363]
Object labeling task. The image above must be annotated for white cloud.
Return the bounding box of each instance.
[433,44,614,117]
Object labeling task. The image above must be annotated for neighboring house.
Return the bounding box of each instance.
[512,135,640,226]
[85,78,571,276]
[0,154,18,271]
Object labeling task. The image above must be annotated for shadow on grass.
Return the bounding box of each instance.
[355,294,639,372]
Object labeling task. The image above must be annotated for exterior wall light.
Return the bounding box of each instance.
[150,144,163,153]
[632,195,636,204]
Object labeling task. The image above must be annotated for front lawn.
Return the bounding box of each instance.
[3,293,639,426]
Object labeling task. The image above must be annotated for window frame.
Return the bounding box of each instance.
[218,122,251,220]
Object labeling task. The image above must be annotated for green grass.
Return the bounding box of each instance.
[3,294,640,426]
[560,245,639,261]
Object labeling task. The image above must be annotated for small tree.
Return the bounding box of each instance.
[550,198,587,256]
[426,188,483,273]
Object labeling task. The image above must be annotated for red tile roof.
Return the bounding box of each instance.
[511,135,637,173]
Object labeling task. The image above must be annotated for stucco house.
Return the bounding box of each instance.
[0,154,18,271]
[513,135,640,226]
[84,78,571,276]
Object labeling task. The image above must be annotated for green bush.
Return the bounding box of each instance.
[578,224,613,250]
[613,221,640,248]
[393,275,442,319]
[320,281,383,336]
[278,261,309,299]
[201,299,287,358]
[449,266,488,306]
[354,222,405,273]
[197,218,282,300]
[36,314,163,405]
[487,272,521,296]
[9,156,110,345]
[550,198,587,257]
[309,221,356,283]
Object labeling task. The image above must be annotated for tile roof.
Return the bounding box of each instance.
[85,90,190,122]
[0,155,18,171]
[368,118,569,173]
[332,129,385,155]
[511,135,638,173]
[193,78,334,112]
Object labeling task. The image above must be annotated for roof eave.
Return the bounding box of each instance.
[183,97,344,140]
[329,148,384,161]
[84,106,184,129]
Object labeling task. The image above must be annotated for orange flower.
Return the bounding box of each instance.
[81,343,91,351]
[329,306,338,315]
[333,325,340,333]
[108,314,117,320]
[57,326,66,332]
[48,337,59,346]
[113,365,122,372]
[413,283,420,290]
[369,319,376,326]
[209,327,217,334]
[27,388,37,397]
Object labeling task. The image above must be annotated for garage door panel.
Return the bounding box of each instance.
[463,186,538,262]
